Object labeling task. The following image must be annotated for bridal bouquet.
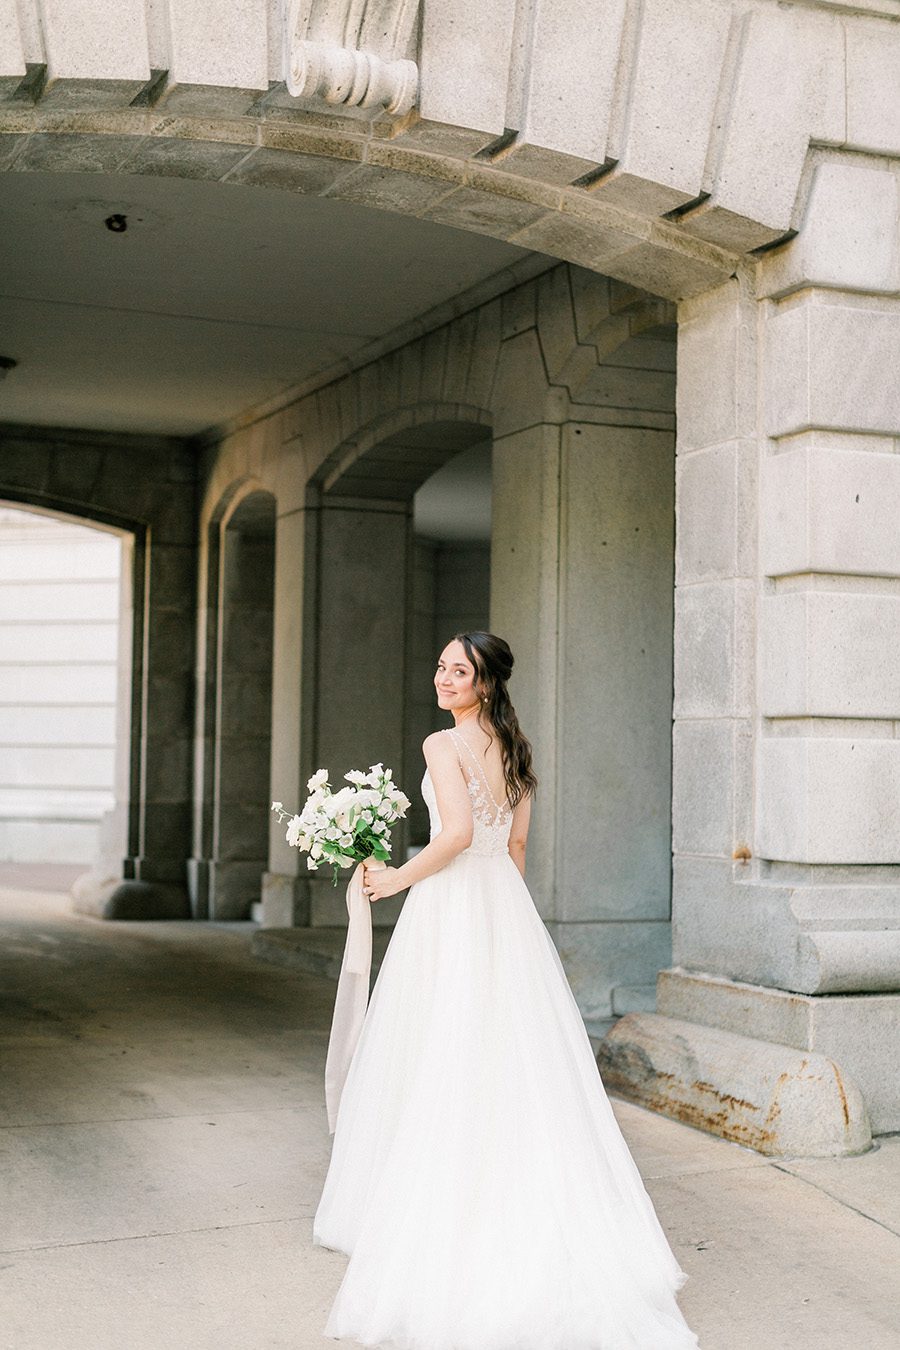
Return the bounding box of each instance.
[272,763,411,885]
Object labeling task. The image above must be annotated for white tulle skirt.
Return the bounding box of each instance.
[313,849,700,1350]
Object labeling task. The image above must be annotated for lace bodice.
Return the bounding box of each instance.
[421,727,513,857]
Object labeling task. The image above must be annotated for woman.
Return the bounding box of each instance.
[313,631,699,1349]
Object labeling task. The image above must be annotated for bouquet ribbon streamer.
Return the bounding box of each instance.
[324,858,379,1132]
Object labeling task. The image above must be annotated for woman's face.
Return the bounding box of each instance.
[434,640,479,713]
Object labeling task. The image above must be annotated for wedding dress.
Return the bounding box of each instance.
[313,727,699,1350]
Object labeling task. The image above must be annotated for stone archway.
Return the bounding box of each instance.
[261,410,494,931]
[0,425,197,918]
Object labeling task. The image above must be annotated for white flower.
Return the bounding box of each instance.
[372,819,387,835]
[324,826,341,841]
[285,814,303,847]
[339,833,354,849]
[361,809,374,825]
[310,841,323,860]
[344,769,367,785]
[307,769,329,793]
[306,856,318,870]
[271,800,283,811]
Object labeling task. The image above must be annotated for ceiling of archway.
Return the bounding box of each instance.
[0,171,536,438]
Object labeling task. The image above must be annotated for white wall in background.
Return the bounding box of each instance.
[0,506,122,863]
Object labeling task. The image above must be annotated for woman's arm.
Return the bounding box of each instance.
[508,791,532,879]
[363,732,472,901]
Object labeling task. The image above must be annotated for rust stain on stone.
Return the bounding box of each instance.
[832,1065,851,1127]
[692,1079,758,1113]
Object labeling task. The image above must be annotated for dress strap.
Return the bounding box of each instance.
[444,727,509,817]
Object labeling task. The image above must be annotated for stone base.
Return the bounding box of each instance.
[252,925,392,986]
[260,871,310,928]
[658,967,900,1134]
[597,1011,872,1158]
[71,875,191,920]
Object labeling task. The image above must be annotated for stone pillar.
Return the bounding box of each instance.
[209,514,275,919]
[490,322,677,1027]
[115,494,197,915]
[262,499,316,928]
[262,490,410,929]
[600,159,900,1154]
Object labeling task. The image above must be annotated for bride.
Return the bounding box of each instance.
[313,631,700,1349]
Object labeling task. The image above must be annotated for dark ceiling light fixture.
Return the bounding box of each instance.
[0,357,17,380]
[105,213,128,232]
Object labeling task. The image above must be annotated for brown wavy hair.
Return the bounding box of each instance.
[453,631,537,807]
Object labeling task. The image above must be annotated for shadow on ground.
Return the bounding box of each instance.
[0,880,898,1349]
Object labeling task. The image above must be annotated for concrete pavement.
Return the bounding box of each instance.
[1,883,898,1350]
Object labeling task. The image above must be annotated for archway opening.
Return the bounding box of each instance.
[303,416,492,927]
[406,441,492,848]
[210,489,277,921]
[0,502,132,893]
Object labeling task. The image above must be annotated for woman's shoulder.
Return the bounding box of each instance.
[422,728,453,756]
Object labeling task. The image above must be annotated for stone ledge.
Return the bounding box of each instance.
[596,1011,872,1158]
[252,924,392,984]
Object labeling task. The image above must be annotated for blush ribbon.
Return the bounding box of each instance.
[323,857,382,1132]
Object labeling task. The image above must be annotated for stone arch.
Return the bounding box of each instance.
[0,453,149,906]
[0,119,734,305]
[299,407,493,923]
[192,479,277,920]
[0,424,197,917]
[314,403,493,498]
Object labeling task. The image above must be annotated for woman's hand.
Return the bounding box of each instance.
[362,862,402,903]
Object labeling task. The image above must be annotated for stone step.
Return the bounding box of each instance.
[252,925,392,984]
[611,983,657,1015]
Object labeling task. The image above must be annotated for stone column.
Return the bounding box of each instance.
[600,158,900,1154]
[209,519,275,919]
[490,315,677,1027]
[262,490,411,929]
[262,499,316,928]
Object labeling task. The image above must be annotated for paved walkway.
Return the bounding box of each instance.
[1,884,899,1350]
